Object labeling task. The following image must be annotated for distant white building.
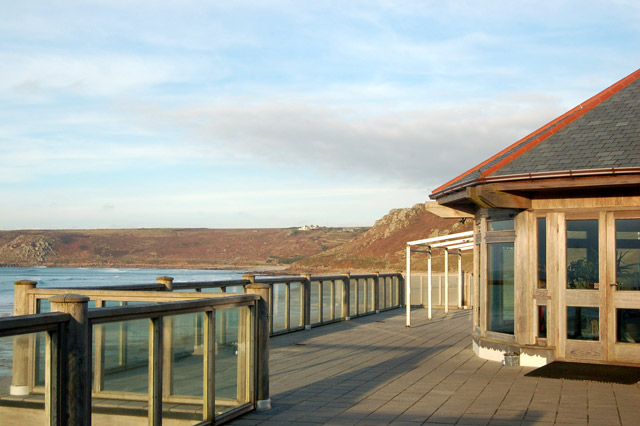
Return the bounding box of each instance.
[298,225,320,231]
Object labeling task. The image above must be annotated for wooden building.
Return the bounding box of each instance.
[430,68,640,366]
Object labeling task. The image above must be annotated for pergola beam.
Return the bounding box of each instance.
[406,230,475,327]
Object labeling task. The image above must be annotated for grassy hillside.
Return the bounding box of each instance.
[0,227,367,269]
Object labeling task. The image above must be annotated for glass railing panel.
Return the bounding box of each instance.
[322,281,332,322]
[357,279,365,314]
[0,332,47,423]
[225,285,244,293]
[163,312,204,422]
[367,279,374,312]
[410,275,421,305]
[215,306,251,419]
[272,283,286,332]
[385,278,392,309]
[334,280,344,319]
[310,281,320,325]
[392,277,398,306]
[350,279,357,315]
[289,282,303,328]
[91,318,149,423]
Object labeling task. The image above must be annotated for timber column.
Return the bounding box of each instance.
[50,294,91,426]
[11,280,37,396]
[300,274,312,329]
[343,273,351,320]
[245,284,271,410]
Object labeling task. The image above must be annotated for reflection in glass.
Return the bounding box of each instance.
[616,219,640,291]
[94,318,149,393]
[289,282,303,328]
[215,306,251,417]
[567,220,599,289]
[538,217,547,289]
[488,242,514,334]
[0,333,47,420]
[488,219,514,231]
[617,309,640,343]
[272,283,286,332]
[538,305,547,339]
[567,306,599,340]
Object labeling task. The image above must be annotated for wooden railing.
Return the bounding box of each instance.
[1,282,270,426]
[1,272,402,425]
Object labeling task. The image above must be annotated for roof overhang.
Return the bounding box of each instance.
[432,167,640,210]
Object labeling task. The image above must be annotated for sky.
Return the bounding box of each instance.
[1,1,639,230]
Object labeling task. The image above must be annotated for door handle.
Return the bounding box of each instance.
[609,282,619,287]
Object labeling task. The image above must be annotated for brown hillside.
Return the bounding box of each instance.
[0,228,367,269]
[289,203,473,273]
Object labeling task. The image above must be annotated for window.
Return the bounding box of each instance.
[538,305,547,339]
[566,219,599,290]
[488,219,514,231]
[538,217,547,289]
[487,242,514,334]
[567,306,599,340]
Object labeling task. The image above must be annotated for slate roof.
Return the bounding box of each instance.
[431,68,640,198]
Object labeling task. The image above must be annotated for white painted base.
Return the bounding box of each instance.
[472,339,553,367]
[256,399,272,410]
[375,310,380,314]
[305,325,311,330]
[10,385,29,396]
[345,317,350,321]
[520,352,549,368]
[472,339,504,363]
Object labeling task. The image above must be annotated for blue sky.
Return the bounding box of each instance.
[1,1,639,229]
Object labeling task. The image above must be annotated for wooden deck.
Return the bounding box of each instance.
[230,308,640,426]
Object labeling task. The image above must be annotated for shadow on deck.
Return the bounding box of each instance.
[230,308,640,426]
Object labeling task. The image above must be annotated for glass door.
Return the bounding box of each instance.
[562,216,606,361]
[607,214,640,363]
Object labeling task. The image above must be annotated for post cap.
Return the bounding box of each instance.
[14,280,37,287]
[49,293,91,304]
[156,276,174,282]
[246,283,270,290]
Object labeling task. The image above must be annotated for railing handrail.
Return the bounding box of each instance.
[0,311,70,336]
[27,288,246,301]
[87,293,259,323]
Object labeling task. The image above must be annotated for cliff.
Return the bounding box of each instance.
[288,203,473,273]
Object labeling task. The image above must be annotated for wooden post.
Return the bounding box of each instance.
[300,274,312,329]
[245,284,271,410]
[149,317,163,426]
[444,248,449,314]
[406,246,411,327]
[343,273,351,320]
[374,273,380,313]
[50,294,91,426]
[428,249,432,320]
[156,276,174,291]
[458,249,463,309]
[11,280,37,396]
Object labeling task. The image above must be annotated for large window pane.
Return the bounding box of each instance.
[538,217,547,289]
[567,219,599,289]
[488,242,514,334]
[616,219,640,291]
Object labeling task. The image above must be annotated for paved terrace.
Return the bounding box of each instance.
[229,308,640,426]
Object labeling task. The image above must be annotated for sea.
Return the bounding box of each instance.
[0,267,248,392]
[0,267,247,317]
